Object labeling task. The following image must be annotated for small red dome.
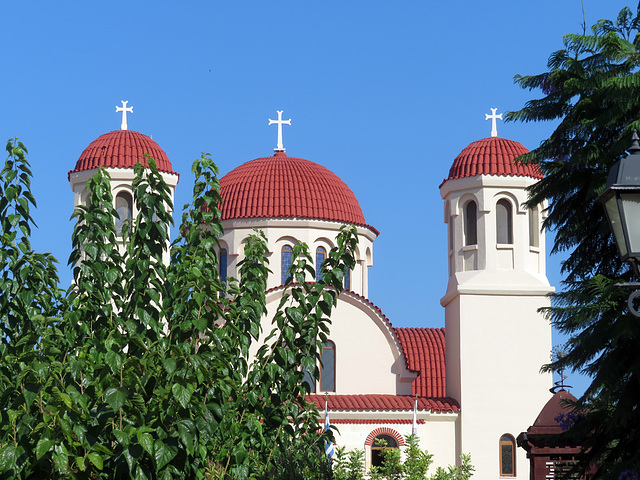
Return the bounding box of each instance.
[70,130,174,176]
[220,152,366,226]
[528,389,578,435]
[443,137,542,184]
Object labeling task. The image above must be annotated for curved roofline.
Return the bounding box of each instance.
[220,152,368,227]
[223,214,380,237]
[69,129,175,178]
[440,136,542,188]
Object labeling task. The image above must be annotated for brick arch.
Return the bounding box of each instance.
[365,427,405,447]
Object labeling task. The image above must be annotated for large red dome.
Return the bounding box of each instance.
[69,130,174,176]
[220,152,366,226]
[443,137,542,183]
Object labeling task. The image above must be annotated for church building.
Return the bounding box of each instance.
[68,105,554,479]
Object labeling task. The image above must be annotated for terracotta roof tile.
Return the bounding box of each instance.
[69,130,174,177]
[307,394,459,413]
[220,152,368,227]
[394,327,446,398]
[328,419,425,424]
[442,137,542,185]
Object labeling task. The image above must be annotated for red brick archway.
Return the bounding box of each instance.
[365,428,405,447]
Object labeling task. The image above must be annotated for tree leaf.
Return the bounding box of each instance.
[87,452,103,470]
[105,387,127,411]
[36,438,54,460]
[154,439,177,471]
[172,383,195,409]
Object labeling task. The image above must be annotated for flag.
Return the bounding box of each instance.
[324,396,335,460]
[412,395,418,436]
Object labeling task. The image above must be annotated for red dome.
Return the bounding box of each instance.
[443,137,542,184]
[527,389,578,435]
[70,130,174,176]
[220,152,366,226]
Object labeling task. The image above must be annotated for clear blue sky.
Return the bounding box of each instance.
[3,1,632,397]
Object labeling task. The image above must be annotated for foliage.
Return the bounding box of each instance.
[334,435,473,480]
[0,138,357,479]
[506,4,640,478]
[333,447,365,480]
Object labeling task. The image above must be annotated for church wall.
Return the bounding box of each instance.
[330,413,458,472]
[219,218,376,297]
[249,291,414,395]
[455,293,552,480]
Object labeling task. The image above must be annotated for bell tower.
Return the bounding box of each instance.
[68,102,179,263]
[439,113,553,480]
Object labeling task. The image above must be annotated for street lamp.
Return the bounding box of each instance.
[597,131,640,316]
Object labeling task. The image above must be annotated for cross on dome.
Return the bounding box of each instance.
[116,100,133,131]
[268,110,291,153]
[485,108,503,137]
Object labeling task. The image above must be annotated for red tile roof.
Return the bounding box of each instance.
[394,327,446,398]
[69,130,175,177]
[328,419,426,424]
[307,394,459,413]
[442,137,542,184]
[220,152,367,227]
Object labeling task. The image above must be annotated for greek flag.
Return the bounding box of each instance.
[324,397,335,460]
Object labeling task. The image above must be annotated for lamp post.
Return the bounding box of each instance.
[597,131,640,316]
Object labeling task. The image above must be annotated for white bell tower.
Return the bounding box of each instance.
[69,102,178,263]
[439,115,553,480]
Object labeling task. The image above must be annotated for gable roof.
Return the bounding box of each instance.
[394,327,446,398]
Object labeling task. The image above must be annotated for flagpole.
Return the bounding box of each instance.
[412,393,418,436]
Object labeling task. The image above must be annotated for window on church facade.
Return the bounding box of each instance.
[302,364,316,393]
[320,341,335,392]
[371,435,398,468]
[301,341,335,392]
[220,249,228,285]
[499,434,516,476]
[316,246,326,281]
[496,199,513,244]
[282,245,293,284]
[344,267,351,290]
[529,206,540,248]
[464,200,478,246]
[115,191,133,236]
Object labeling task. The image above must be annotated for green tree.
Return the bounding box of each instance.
[333,436,472,480]
[0,138,356,479]
[506,4,640,478]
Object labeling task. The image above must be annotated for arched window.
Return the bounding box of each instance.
[464,200,478,246]
[499,434,516,476]
[529,206,540,248]
[496,199,513,244]
[281,245,293,285]
[115,191,133,236]
[316,246,326,282]
[220,249,228,285]
[302,365,316,393]
[320,341,335,392]
[344,268,351,290]
[371,434,398,468]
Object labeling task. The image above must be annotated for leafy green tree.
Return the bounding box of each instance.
[0,138,356,479]
[506,4,640,478]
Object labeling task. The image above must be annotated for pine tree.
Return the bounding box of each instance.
[506,4,640,478]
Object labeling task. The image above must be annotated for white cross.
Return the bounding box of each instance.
[485,108,502,137]
[268,110,291,152]
[116,100,133,131]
